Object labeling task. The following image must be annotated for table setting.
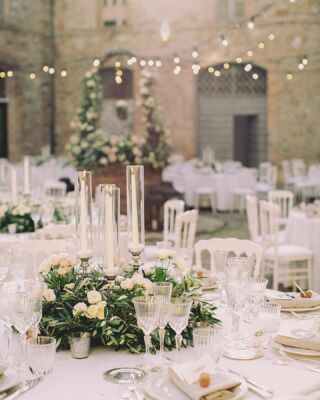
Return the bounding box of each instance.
[1,166,320,400]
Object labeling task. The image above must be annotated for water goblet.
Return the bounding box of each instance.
[132,296,161,370]
[168,298,193,362]
[31,204,41,230]
[26,336,56,377]
[152,282,173,356]
[212,251,228,305]
[254,302,281,349]
[246,278,268,322]
[193,326,224,364]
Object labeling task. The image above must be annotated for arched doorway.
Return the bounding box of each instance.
[197,63,267,167]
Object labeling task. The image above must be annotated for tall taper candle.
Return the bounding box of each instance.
[130,168,139,246]
[23,156,30,195]
[80,171,88,256]
[104,186,114,268]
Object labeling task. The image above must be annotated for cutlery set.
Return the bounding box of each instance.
[0,377,42,400]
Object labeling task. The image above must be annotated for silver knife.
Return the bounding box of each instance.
[1,377,42,400]
[228,369,273,394]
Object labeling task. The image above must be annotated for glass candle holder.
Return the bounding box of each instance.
[98,185,120,277]
[126,166,145,270]
[75,171,93,263]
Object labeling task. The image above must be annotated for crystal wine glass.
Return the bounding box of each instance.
[212,251,228,306]
[168,298,193,362]
[224,257,249,343]
[246,278,268,322]
[132,296,161,369]
[152,282,173,356]
[31,204,41,230]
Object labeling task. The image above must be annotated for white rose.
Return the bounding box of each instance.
[89,92,96,99]
[120,279,134,291]
[39,259,51,273]
[0,205,8,218]
[143,279,153,292]
[86,304,99,319]
[132,274,144,285]
[86,79,95,87]
[100,157,108,165]
[43,288,56,302]
[73,302,88,316]
[85,71,93,79]
[57,266,69,275]
[69,256,78,267]
[87,290,102,304]
[174,256,185,271]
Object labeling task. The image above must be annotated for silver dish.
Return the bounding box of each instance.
[103,367,147,384]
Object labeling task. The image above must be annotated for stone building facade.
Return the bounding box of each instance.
[1,0,320,166]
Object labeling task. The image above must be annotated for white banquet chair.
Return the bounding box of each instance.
[258,162,272,183]
[43,180,67,198]
[232,168,257,214]
[291,159,306,179]
[246,195,260,243]
[194,237,263,278]
[282,160,293,189]
[194,176,217,214]
[174,209,198,251]
[260,200,313,290]
[268,190,294,227]
[163,199,185,243]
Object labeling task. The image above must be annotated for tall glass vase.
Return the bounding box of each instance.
[98,184,120,278]
[126,166,145,271]
[75,171,93,272]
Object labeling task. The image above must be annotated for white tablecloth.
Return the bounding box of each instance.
[20,310,320,400]
[175,171,244,211]
[284,211,320,291]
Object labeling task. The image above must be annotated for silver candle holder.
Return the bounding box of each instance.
[80,257,90,275]
[128,244,144,272]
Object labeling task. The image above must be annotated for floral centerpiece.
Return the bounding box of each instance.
[40,252,219,352]
[0,203,35,233]
[65,67,171,171]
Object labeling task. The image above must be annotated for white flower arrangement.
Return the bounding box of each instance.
[39,253,78,275]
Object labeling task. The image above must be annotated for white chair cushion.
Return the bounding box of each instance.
[265,244,313,259]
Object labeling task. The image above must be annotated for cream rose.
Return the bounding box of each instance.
[120,279,134,291]
[86,304,99,319]
[57,266,69,276]
[73,302,87,316]
[174,256,185,272]
[87,290,102,304]
[43,288,56,302]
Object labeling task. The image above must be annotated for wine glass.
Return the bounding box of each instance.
[132,296,161,369]
[152,282,173,356]
[254,302,281,349]
[224,257,249,343]
[31,204,41,230]
[246,278,268,322]
[168,298,193,362]
[0,253,9,282]
[193,326,224,364]
[41,203,54,226]
[212,251,228,306]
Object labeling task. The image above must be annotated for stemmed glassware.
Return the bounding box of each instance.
[132,296,161,369]
[224,257,249,343]
[152,282,173,356]
[31,204,41,230]
[168,298,193,362]
[212,251,228,305]
[246,278,268,322]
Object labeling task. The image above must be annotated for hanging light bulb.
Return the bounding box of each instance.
[155,59,162,67]
[93,59,100,67]
[221,35,228,47]
[252,73,259,80]
[160,21,171,43]
[247,50,254,57]
[148,60,154,66]
[174,65,181,75]
[298,63,304,70]
[223,63,230,69]
[0,72,6,78]
[115,75,122,84]
[214,70,221,77]
[192,48,198,58]
[302,56,308,65]
[42,65,49,72]
[247,18,255,29]
[244,64,252,72]
[174,55,180,64]
[7,71,13,77]
[208,67,214,73]
[29,73,36,80]
[236,57,242,63]
[286,72,293,80]
[268,33,275,41]
[258,42,265,49]
[140,59,146,67]
[60,70,67,77]
[48,67,55,74]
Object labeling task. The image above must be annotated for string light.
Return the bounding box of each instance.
[147,59,154,66]
[286,73,293,80]
[224,63,230,69]
[0,72,6,78]
[48,67,55,74]
[192,63,200,75]
[302,56,308,65]
[252,73,259,80]
[208,66,214,73]
[60,70,67,77]
[236,57,242,63]
[155,59,162,67]
[93,59,100,67]
[268,33,275,40]
[115,61,121,68]
[174,55,180,64]
[298,62,304,70]
[247,18,255,30]
[221,35,228,47]
[42,65,49,72]
[115,75,122,84]
[139,59,146,67]
[247,50,254,57]
[214,70,221,77]
[7,71,13,77]
[192,48,198,58]
[174,65,181,75]
[244,64,252,72]
[29,73,36,80]
[258,42,265,49]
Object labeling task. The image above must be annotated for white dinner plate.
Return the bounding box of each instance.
[274,342,320,357]
[281,305,320,313]
[144,371,248,400]
[0,368,19,392]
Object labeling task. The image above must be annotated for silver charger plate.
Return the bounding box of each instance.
[103,367,147,384]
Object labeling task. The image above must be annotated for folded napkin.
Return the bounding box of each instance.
[168,356,241,400]
[275,318,320,352]
[267,291,320,309]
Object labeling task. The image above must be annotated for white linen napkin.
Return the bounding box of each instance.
[168,355,241,400]
[267,290,320,309]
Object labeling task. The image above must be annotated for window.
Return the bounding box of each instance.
[215,0,244,21]
[100,68,133,99]
[102,0,128,26]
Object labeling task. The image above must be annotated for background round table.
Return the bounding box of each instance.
[284,211,320,291]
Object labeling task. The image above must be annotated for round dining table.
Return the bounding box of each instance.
[284,211,320,291]
[19,308,320,400]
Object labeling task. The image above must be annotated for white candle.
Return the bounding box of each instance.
[23,156,30,195]
[80,171,88,256]
[11,166,17,203]
[104,186,114,268]
[131,168,139,246]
